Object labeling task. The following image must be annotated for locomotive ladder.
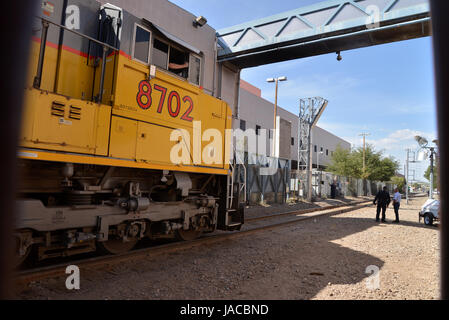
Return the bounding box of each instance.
[225,153,246,228]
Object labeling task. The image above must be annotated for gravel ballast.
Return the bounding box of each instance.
[17,196,439,300]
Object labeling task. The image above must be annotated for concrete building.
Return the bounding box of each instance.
[237,80,351,169]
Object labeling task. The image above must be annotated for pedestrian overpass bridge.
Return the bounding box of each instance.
[216,0,430,68]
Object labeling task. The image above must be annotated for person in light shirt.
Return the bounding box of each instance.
[392,188,402,223]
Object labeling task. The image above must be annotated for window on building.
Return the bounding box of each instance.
[291,160,298,170]
[326,149,329,156]
[331,151,334,156]
[291,137,295,146]
[153,38,169,69]
[240,119,246,131]
[314,145,317,153]
[256,125,261,136]
[320,147,323,152]
[133,24,151,64]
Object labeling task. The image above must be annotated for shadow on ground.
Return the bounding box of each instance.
[218,213,437,300]
[17,201,436,300]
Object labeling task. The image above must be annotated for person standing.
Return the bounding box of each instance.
[330,181,337,199]
[373,186,391,222]
[392,188,401,223]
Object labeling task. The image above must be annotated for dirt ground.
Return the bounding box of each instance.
[18,196,439,300]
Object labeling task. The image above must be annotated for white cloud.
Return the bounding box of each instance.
[358,129,437,181]
[366,129,437,152]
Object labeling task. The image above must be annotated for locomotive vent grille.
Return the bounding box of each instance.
[51,101,65,117]
[69,105,82,120]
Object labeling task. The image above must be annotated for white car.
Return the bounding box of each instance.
[419,199,440,226]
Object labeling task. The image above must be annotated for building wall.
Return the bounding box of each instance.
[235,88,274,156]
[311,126,350,168]
[240,79,261,97]
[238,85,351,167]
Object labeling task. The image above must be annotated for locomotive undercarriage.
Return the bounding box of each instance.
[15,160,224,264]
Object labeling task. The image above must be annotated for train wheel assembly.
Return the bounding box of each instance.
[15,232,33,267]
[97,237,138,255]
[15,246,32,268]
[176,229,202,241]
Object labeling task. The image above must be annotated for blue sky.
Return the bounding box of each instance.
[170,0,437,181]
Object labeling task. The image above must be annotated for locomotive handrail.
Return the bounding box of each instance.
[37,16,119,53]
[33,16,119,103]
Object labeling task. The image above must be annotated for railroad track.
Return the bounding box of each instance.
[15,199,373,285]
[245,199,370,223]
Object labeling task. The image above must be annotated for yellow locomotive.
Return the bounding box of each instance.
[16,1,243,264]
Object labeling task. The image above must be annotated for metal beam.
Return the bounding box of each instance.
[297,97,328,202]
[430,0,448,300]
[217,0,430,68]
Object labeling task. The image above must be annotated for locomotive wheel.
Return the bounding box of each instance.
[15,236,32,268]
[15,246,32,268]
[97,238,138,255]
[176,229,202,241]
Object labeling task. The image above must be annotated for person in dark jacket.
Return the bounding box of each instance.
[330,181,337,199]
[373,186,391,222]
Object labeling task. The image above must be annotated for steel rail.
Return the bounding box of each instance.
[245,199,370,223]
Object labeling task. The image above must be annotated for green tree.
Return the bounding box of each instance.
[424,164,439,189]
[327,144,399,182]
[391,176,406,192]
[326,145,359,178]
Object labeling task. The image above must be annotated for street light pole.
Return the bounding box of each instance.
[267,76,287,157]
[415,136,438,200]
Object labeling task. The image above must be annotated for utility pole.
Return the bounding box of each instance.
[359,133,371,176]
[405,149,417,204]
[430,147,435,199]
[359,133,370,196]
[406,149,410,204]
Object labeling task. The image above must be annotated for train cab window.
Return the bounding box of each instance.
[152,35,202,86]
[168,46,189,79]
[153,38,169,69]
[133,25,151,64]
